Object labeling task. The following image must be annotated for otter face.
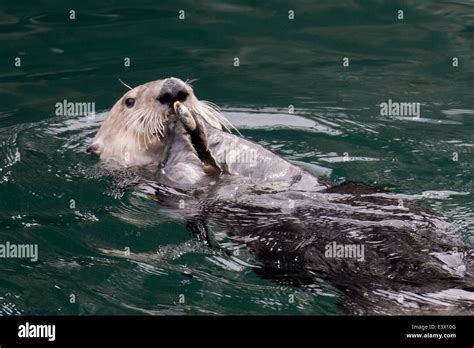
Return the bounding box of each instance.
[87,77,230,167]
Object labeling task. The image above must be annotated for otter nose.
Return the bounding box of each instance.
[157,79,189,105]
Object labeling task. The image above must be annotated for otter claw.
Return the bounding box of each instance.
[173,101,197,131]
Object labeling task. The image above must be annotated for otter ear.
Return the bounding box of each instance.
[86,143,102,156]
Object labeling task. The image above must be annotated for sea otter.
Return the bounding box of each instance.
[88,77,473,314]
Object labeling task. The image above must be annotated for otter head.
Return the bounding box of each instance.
[87,77,231,167]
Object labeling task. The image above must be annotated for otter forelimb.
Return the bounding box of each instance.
[173,101,222,175]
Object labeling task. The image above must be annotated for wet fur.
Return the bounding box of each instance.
[147,112,473,315]
[91,78,473,314]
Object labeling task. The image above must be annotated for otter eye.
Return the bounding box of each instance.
[125,97,135,108]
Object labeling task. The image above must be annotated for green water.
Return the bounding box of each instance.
[0,1,473,314]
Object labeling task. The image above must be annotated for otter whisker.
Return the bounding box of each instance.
[192,101,240,136]
[146,110,163,140]
[155,111,165,137]
[146,110,157,143]
[185,78,199,87]
[132,109,148,150]
[117,77,133,90]
[204,102,238,134]
[149,114,161,139]
[138,110,151,150]
[123,109,145,132]
[201,100,220,110]
[141,109,155,149]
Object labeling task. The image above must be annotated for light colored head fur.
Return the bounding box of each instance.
[88,77,234,167]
